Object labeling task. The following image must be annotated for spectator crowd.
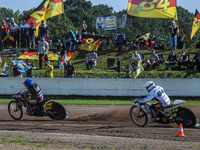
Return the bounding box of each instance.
[0,18,200,79]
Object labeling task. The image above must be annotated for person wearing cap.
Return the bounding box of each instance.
[178,50,189,70]
[146,49,159,70]
[8,18,15,29]
[20,19,29,48]
[45,60,54,78]
[37,36,49,69]
[39,20,49,41]
[0,20,8,48]
[26,59,36,78]
[28,22,36,49]
[169,21,179,50]
[165,50,178,70]
[190,50,200,71]
[86,49,98,70]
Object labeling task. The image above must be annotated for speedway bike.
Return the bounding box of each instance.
[8,92,67,120]
[130,100,197,128]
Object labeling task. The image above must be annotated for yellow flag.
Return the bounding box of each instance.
[127,0,177,18]
[191,10,200,40]
[26,0,64,37]
[134,61,144,78]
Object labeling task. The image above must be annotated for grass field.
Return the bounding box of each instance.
[1,99,200,106]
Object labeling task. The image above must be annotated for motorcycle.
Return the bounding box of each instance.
[8,92,67,120]
[130,100,197,128]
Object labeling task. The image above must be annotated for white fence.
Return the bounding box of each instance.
[0,78,200,97]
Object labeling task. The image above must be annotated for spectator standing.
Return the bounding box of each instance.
[10,21,19,48]
[165,50,178,70]
[8,18,15,31]
[37,36,49,69]
[190,50,200,70]
[28,22,36,49]
[81,20,87,39]
[145,33,156,50]
[131,50,141,70]
[75,29,81,44]
[0,20,8,48]
[64,60,76,78]
[26,59,36,78]
[10,61,21,77]
[45,61,54,78]
[169,21,178,50]
[146,49,160,70]
[64,32,75,51]
[39,20,49,40]
[86,50,98,70]
[178,50,189,70]
[20,19,29,48]
[96,18,104,31]
[57,42,67,68]
[134,31,145,50]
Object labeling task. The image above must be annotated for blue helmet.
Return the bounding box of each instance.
[23,79,33,87]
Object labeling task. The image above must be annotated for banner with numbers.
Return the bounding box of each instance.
[127,0,177,18]
[96,14,127,31]
[80,34,102,51]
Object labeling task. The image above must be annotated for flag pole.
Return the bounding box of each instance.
[177,20,195,50]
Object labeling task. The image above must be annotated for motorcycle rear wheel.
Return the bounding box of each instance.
[175,107,197,128]
[8,101,23,120]
[130,105,148,127]
[47,102,66,120]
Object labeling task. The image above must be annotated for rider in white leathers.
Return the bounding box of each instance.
[137,81,171,120]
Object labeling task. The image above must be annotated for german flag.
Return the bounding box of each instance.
[80,35,102,51]
[191,10,200,40]
[26,0,64,37]
[127,0,177,18]
[18,50,74,61]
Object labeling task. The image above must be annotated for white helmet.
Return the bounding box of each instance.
[144,81,155,91]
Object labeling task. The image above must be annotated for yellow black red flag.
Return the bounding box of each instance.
[80,35,102,51]
[26,0,64,37]
[127,0,177,18]
[191,10,200,40]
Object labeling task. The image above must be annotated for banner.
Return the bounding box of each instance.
[96,14,127,31]
[127,0,177,18]
[12,60,30,74]
[18,50,74,61]
[26,0,64,37]
[0,62,10,75]
[191,10,200,40]
[80,35,102,51]
[134,61,144,78]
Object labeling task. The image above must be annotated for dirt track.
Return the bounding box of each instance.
[0,104,200,150]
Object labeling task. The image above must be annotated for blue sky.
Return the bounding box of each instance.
[0,0,199,14]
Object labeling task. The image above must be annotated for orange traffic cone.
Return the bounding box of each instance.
[176,123,185,137]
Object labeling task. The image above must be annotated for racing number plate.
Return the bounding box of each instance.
[45,103,53,110]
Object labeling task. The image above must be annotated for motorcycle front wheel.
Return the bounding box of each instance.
[8,101,23,120]
[175,107,197,128]
[130,105,148,127]
[47,102,66,120]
